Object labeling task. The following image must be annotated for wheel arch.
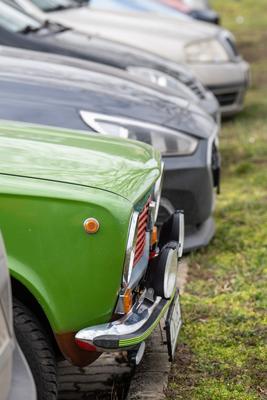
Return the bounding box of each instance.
[11,276,60,356]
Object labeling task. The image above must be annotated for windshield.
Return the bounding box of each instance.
[0,1,42,32]
[89,0,190,19]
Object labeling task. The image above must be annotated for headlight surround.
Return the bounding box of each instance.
[163,247,179,299]
[127,66,197,101]
[80,111,198,156]
[152,164,164,224]
[185,39,229,63]
[146,244,178,299]
[123,211,139,285]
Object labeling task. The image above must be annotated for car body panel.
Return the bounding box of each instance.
[89,0,219,24]
[0,48,218,251]
[10,0,248,115]
[12,0,219,39]
[0,121,160,203]
[191,60,250,87]
[191,60,250,115]
[0,120,161,335]
[0,234,36,400]
[0,47,215,139]
[89,0,190,19]
[8,343,36,400]
[0,26,219,115]
[0,1,220,117]
[51,7,218,45]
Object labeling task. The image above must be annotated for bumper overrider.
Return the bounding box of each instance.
[75,211,184,354]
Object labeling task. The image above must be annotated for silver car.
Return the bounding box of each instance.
[11,0,250,116]
[0,234,36,400]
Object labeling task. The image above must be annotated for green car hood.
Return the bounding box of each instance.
[0,121,161,204]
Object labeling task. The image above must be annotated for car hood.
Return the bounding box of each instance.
[0,29,204,104]
[48,7,221,61]
[52,7,220,40]
[0,48,216,140]
[0,121,161,204]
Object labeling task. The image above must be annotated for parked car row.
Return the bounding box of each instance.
[0,1,249,399]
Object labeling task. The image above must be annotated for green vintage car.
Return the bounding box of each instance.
[0,121,183,400]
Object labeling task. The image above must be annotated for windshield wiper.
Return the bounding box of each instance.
[18,25,42,34]
[45,1,85,12]
[45,4,70,11]
[19,19,69,34]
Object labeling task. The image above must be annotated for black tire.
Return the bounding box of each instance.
[13,298,58,400]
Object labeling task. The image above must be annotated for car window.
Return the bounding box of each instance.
[0,2,41,32]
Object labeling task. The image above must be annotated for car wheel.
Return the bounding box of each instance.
[13,298,57,400]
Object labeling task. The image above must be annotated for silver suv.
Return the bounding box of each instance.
[0,234,36,400]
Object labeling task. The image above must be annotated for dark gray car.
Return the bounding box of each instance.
[0,46,220,251]
[0,0,220,121]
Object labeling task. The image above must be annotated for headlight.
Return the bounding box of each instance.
[128,67,189,92]
[146,244,178,299]
[185,39,229,63]
[127,67,199,101]
[80,111,198,156]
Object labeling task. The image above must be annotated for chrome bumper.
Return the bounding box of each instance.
[76,212,184,353]
[75,289,175,352]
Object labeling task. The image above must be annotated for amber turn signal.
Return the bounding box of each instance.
[84,218,100,234]
[151,226,158,246]
[123,288,133,314]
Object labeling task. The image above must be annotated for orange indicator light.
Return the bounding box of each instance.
[83,218,100,234]
[151,226,158,246]
[123,288,133,314]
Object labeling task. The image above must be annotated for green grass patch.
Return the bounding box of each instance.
[166,1,267,399]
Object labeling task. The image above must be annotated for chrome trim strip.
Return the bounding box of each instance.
[128,232,150,289]
[178,212,185,259]
[153,161,164,223]
[123,211,139,285]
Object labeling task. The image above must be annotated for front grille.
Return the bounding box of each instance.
[133,201,150,266]
[214,91,239,107]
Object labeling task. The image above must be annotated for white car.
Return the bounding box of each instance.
[0,234,36,400]
[11,0,250,116]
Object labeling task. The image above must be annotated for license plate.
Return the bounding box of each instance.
[165,291,182,362]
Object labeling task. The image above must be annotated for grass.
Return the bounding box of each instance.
[166,1,267,399]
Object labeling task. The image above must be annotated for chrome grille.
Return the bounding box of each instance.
[133,201,150,266]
